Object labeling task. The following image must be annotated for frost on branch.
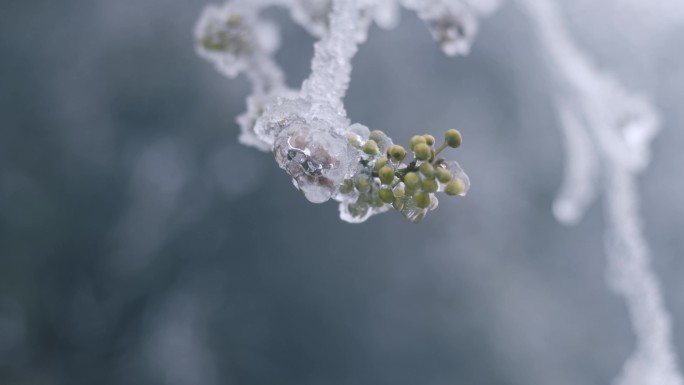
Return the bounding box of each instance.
[194,0,492,223]
[517,0,683,384]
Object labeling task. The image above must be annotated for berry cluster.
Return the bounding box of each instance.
[339,128,470,223]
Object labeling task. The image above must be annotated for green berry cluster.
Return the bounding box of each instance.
[340,128,468,223]
[201,13,254,56]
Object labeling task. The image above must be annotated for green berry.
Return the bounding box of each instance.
[409,135,426,150]
[445,179,465,196]
[346,133,361,147]
[423,135,435,146]
[422,179,438,193]
[379,188,394,203]
[369,130,385,143]
[387,144,407,162]
[378,166,395,185]
[445,129,462,148]
[355,177,371,192]
[436,168,453,183]
[363,139,378,155]
[414,192,431,209]
[414,143,431,161]
[340,179,354,194]
[374,157,388,170]
[404,172,420,188]
[419,163,435,178]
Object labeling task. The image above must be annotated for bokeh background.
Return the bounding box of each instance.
[1,1,683,384]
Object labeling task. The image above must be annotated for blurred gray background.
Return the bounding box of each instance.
[1,1,683,384]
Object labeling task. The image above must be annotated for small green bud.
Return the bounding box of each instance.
[404,172,420,188]
[387,145,407,162]
[378,166,395,184]
[369,130,386,143]
[340,179,354,194]
[374,157,388,170]
[423,135,435,146]
[373,196,385,207]
[359,194,372,204]
[445,129,462,148]
[379,188,394,203]
[435,168,453,183]
[409,135,427,150]
[346,133,361,147]
[414,143,431,161]
[414,192,431,209]
[445,179,465,196]
[355,177,371,192]
[418,163,435,178]
[363,139,379,155]
[422,179,438,193]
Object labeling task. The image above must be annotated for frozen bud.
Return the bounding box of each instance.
[387,144,407,162]
[368,129,393,153]
[445,179,465,196]
[340,179,354,194]
[378,166,395,184]
[404,172,420,188]
[414,143,431,161]
[374,157,388,170]
[195,3,279,78]
[347,132,362,147]
[409,135,427,151]
[445,129,462,148]
[363,139,379,155]
[414,192,431,209]
[425,5,477,56]
[379,188,394,203]
[442,160,470,196]
[422,179,439,193]
[435,167,453,183]
[354,176,371,192]
[419,163,435,178]
[423,135,436,146]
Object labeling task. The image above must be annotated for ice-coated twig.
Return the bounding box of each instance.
[516,1,683,384]
[195,0,483,223]
[300,0,367,115]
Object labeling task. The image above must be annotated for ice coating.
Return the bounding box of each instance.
[300,0,369,114]
[195,0,487,222]
[401,0,479,56]
[273,119,359,203]
[289,0,333,37]
[237,89,298,151]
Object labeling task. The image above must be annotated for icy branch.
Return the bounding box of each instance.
[195,0,488,222]
[516,1,683,384]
